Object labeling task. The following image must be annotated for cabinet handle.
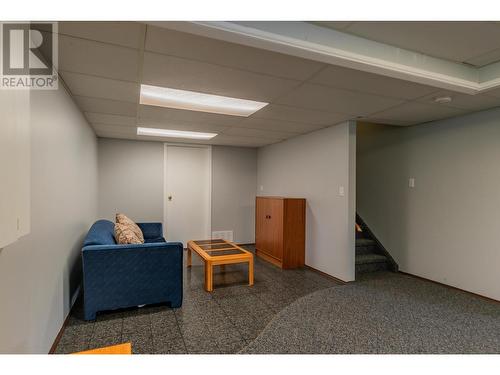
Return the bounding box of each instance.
[265,215,272,219]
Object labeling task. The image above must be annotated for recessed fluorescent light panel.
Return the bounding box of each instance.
[140,84,268,117]
[137,127,217,140]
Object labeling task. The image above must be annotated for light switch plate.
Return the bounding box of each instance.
[409,178,415,188]
[339,186,345,196]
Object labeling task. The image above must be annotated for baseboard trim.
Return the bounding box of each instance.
[399,271,499,304]
[48,312,71,354]
[49,283,81,354]
[304,265,349,284]
[236,242,255,247]
[255,248,283,268]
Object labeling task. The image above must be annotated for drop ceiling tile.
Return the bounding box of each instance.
[253,104,352,125]
[356,117,414,126]
[234,117,324,133]
[276,83,404,115]
[92,123,137,135]
[142,52,300,102]
[85,112,137,126]
[465,48,500,67]
[145,25,325,80]
[416,90,500,112]
[95,129,206,145]
[221,127,293,140]
[341,22,500,65]
[96,131,140,141]
[58,21,145,49]
[73,96,138,117]
[310,65,438,100]
[60,71,139,103]
[138,105,241,128]
[210,135,274,147]
[58,35,140,82]
[368,101,467,125]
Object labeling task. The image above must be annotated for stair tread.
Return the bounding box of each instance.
[355,253,388,265]
[355,238,376,246]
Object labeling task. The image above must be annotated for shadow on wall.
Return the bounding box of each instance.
[241,204,255,243]
[304,203,318,267]
[67,231,87,309]
[356,122,411,267]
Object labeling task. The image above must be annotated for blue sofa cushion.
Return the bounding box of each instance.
[145,237,166,243]
[137,222,163,240]
[83,220,116,247]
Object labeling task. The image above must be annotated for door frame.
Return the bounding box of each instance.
[163,143,212,241]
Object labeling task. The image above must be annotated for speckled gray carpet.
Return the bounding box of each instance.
[242,272,500,353]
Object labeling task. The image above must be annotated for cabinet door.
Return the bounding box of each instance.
[267,199,284,259]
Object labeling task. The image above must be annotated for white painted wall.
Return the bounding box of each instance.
[98,138,164,223]
[357,109,500,300]
[0,86,98,353]
[0,89,30,248]
[212,146,257,243]
[97,141,258,243]
[257,121,356,282]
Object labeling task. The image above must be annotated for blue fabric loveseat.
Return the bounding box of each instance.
[82,220,183,320]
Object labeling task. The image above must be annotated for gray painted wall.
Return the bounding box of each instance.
[212,146,257,243]
[0,86,98,353]
[97,141,257,243]
[357,109,500,300]
[98,139,164,222]
[257,122,356,282]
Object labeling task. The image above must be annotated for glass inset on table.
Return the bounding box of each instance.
[193,239,226,245]
[199,243,237,251]
[207,249,246,256]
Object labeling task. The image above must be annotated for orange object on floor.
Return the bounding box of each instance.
[73,342,132,354]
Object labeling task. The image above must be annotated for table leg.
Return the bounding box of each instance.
[248,257,254,286]
[187,247,192,267]
[205,261,213,292]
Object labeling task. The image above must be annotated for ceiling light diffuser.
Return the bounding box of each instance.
[140,84,268,117]
[137,127,217,140]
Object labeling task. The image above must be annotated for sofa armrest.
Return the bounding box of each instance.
[136,222,163,239]
[82,241,183,320]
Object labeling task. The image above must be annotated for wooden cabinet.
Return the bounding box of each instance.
[255,197,305,269]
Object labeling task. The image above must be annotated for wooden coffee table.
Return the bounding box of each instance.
[187,239,254,292]
[73,342,132,355]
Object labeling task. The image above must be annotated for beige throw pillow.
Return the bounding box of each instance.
[115,223,143,244]
[116,213,144,243]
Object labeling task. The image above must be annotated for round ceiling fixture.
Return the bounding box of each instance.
[434,96,452,104]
